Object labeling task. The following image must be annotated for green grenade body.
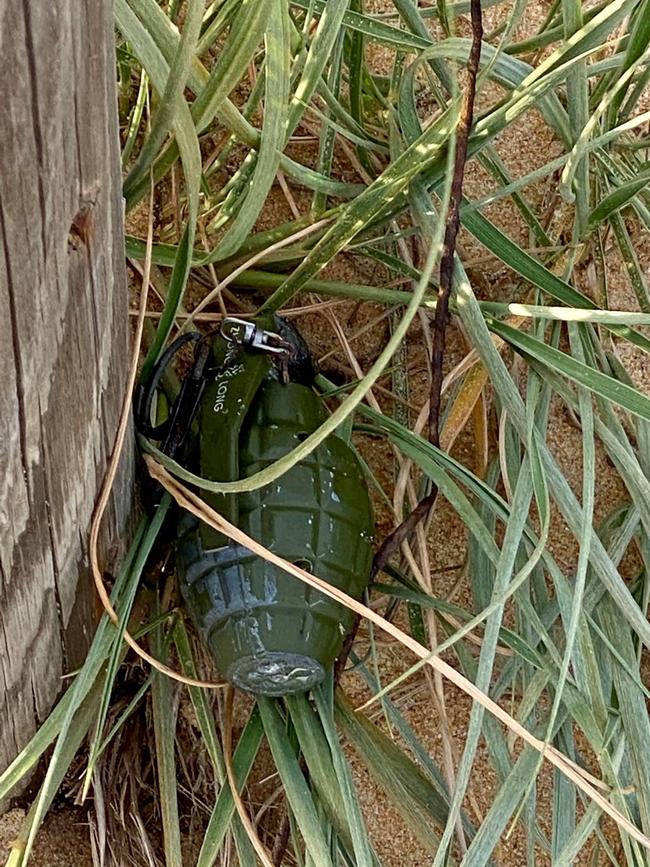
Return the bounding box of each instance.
[175,319,373,696]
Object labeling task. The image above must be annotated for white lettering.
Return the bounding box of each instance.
[213,380,229,413]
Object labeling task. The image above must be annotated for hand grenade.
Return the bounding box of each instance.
[172,315,374,695]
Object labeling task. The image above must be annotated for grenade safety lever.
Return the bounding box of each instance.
[135,318,287,458]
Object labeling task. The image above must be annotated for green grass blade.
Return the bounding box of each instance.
[196,706,264,867]
[606,0,650,124]
[290,0,433,51]
[286,692,369,860]
[209,0,290,260]
[312,30,344,214]
[82,500,170,796]
[16,508,166,863]
[151,618,182,867]
[312,684,375,867]
[461,206,593,308]
[561,0,590,229]
[257,697,334,866]
[588,165,650,228]
[598,598,650,834]
[173,620,259,865]
[487,318,650,421]
[122,0,202,197]
[121,68,149,167]
[5,675,105,867]
[609,209,650,312]
[335,693,447,852]
[287,0,350,138]
[374,583,543,669]
[459,747,542,866]
[351,655,460,805]
[115,0,201,379]
[173,620,225,780]
[432,466,535,865]
[561,40,650,199]
[197,0,240,55]
[190,0,266,135]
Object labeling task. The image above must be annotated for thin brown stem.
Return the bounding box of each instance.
[371,0,483,580]
[223,688,275,867]
[271,815,291,866]
[429,0,483,446]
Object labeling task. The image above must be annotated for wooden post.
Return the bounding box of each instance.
[0,1,133,781]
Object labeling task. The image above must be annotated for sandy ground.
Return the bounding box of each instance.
[2,0,647,864]
[0,809,93,867]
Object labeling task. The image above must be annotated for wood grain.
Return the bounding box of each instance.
[0,0,133,784]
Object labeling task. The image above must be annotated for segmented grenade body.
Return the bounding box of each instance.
[175,319,373,696]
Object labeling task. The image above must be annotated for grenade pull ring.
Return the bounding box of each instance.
[220,317,290,355]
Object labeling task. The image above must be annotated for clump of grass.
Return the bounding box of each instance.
[4,0,650,864]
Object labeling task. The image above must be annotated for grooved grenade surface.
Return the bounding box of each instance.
[175,320,373,695]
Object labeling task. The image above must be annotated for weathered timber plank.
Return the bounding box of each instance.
[0,0,133,784]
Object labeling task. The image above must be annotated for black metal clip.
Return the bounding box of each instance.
[134,331,211,460]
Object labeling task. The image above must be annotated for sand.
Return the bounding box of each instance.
[0,809,93,867]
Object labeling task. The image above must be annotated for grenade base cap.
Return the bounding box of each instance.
[227,651,325,696]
